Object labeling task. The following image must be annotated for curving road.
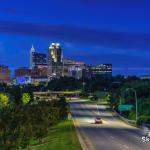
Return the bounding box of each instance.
[70,99,150,150]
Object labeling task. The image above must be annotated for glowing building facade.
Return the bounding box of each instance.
[48,43,63,78]
[63,59,86,79]
[30,45,47,69]
[30,45,35,69]
[90,64,112,77]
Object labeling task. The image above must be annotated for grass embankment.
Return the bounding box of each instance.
[27,120,82,150]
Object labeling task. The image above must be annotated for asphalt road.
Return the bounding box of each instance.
[70,99,150,150]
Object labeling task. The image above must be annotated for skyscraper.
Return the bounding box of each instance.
[48,43,63,79]
[30,45,47,69]
[30,45,35,69]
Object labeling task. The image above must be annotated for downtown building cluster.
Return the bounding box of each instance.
[0,43,112,85]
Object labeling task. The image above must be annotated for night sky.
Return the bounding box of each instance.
[0,0,150,76]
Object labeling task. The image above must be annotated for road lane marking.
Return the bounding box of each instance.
[109,136,130,149]
[71,102,96,150]
[71,101,141,150]
[73,118,96,150]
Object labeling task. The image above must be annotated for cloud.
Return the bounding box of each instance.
[72,53,150,66]
[67,0,149,8]
[63,42,73,48]
[0,20,150,50]
[67,52,150,75]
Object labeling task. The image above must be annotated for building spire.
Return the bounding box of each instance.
[31,44,35,52]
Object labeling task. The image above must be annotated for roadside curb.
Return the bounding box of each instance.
[72,119,95,150]
[110,108,138,128]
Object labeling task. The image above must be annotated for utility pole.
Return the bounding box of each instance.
[125,88,138,123]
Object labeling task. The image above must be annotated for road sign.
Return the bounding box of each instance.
[118,105,133,111]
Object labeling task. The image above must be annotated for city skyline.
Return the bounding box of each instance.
[0,0,150,76]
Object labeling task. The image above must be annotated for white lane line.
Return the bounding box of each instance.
[110,135,130,149]
[120,130,140,141]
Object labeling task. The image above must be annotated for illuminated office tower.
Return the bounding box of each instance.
[30,45,36,69]
[48,43,63,78]
[30,45,47,69]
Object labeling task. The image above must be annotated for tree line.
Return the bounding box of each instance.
[0,84,68,150]
[109,78,150,124]
[0,74,149,131]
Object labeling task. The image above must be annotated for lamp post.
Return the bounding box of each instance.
[125,88,138,123]
[82,82,85,93]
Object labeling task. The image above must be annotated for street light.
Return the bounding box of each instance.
[125,88,138,123]
[82,82,85,92]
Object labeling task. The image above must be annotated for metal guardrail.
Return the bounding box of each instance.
[112,109,136,126]
[118,113,136,125]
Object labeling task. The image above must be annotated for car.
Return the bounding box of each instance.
[95,117,103,124]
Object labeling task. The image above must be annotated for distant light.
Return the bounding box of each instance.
[56,43,60,46]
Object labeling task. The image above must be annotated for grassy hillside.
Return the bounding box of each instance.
[27,120,82,150]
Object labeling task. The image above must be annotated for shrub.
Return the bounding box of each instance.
[137,115,150,125]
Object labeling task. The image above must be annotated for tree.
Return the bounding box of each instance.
[47,77,82,91]
[32,106,49,143]
[0,93,9,108]
[20,110,33,150]
[22,93,31,105]
[10,86,22,105]
[0,108,22,150]
[58,97,68,119]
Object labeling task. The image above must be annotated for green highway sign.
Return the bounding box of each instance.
[118,105,133,111]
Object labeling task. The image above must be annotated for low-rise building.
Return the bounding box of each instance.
[15,66,48,84]
[15,67,31,77]
[0,65,11,84]
[63,59,86,79]
[31,76,48,84]
[90,64,112,78]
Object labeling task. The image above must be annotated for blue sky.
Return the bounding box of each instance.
[0,0,150,76]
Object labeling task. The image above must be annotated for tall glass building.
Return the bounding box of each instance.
[30,45,47,69]
[48,43,63,78]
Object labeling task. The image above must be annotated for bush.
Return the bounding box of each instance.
[90,95,98,101]
[22,93,31,105]
[80,92,89,98]
[0,97,68,148]
[128,111,136,120]
[137,115,150,125]
[0,93,9,108]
